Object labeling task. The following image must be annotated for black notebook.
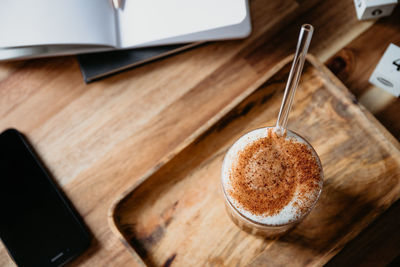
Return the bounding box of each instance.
[77,43,198,83]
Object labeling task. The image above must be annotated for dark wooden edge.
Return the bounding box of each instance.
[107,55,400,266]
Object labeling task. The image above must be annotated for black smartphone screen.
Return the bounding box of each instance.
[0,129,91,267]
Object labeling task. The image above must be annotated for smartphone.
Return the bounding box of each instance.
[0,129,91,267]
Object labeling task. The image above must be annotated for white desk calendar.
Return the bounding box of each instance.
[369,43,400,97]
[354,0,398,20]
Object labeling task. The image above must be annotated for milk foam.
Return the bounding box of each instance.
[221,127,323,226]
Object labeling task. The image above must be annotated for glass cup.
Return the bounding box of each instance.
[221,127,323,236]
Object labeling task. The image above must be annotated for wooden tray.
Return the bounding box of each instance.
[109,56,400,266]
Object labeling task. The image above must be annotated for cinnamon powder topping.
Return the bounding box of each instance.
[228,129,322,217]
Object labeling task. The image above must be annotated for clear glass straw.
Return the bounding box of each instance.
[275,24,314,135]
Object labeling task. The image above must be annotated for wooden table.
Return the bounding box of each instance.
[1,0,399,266]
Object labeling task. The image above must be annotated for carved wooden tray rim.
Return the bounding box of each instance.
[108,55,400,266]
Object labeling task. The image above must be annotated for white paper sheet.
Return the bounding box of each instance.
[117,0,248,48]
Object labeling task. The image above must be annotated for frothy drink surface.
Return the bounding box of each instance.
[222,128,323,225]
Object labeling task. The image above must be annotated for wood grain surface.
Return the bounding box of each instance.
[0,0,397,266]
[326,197,400,267]
[327,6,400,139]
[110,56,400,267]
[324,8,400,266]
